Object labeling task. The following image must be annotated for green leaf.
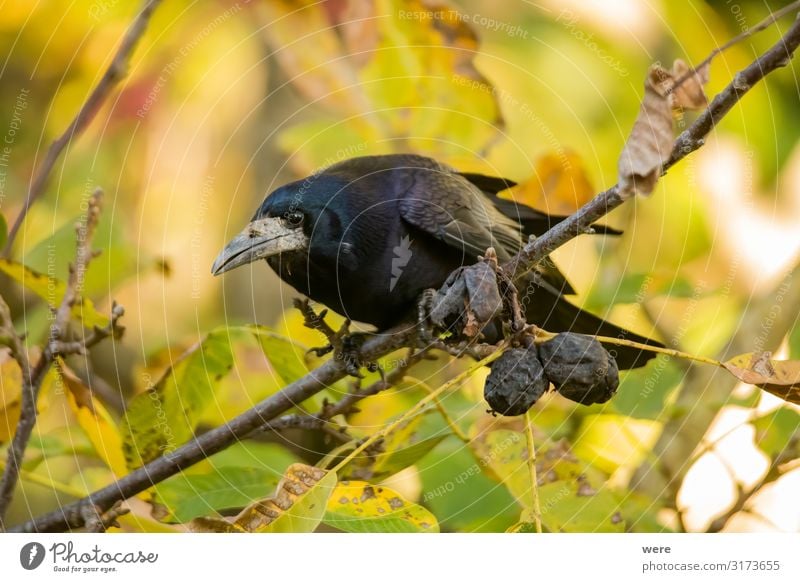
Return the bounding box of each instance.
[121,327,236,469]
[247,325,310,384]
[152,442,300,523]
[752,408,800,458]
[192,464,337,533]
[612,355,683,419]
[469,428,604,510]
[538,482,625,533]
[469,429,531,502]
[208,441,299,473]
[341,433,447,481]
[59,365,127,476]
[257,465,337,533]
[417,440,519,532]
[154,467,281,523]
[586,272,698,309]
[324,481,438,533]
[374,434,446,478]
[23,210,144,298]
[0,259,109,328]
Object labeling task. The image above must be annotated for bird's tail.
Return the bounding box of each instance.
[519,276,662,370]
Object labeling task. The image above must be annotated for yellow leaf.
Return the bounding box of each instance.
[261,0,505,170]
[508,150,595,215]
[0,350,23,443]
[59,365,127,476]
[572,414,661,474]
[0,259,109,328]
[256,0,371,118]
[324,480,438,532]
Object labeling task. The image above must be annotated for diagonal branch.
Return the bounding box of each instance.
[11,10,800,534]
[2,0,163,256]
[510,12,800,280]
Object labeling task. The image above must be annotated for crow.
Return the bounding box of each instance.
[212,154,660,369]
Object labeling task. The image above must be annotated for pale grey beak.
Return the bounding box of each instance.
[211,217,308,276]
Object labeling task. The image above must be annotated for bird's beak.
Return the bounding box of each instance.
[211,217,308,276]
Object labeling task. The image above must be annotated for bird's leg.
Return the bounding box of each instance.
[293,298,384,379]
[293,298,347,357]
[415,288,438,348]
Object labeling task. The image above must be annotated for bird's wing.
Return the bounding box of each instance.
[459,171,622,237]
[397,169,525,262]
[328,156,574,292]
[398,169,574,294]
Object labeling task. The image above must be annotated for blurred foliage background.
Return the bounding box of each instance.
[0,0,798,532]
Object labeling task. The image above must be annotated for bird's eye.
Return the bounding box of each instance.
[284,211,304,228]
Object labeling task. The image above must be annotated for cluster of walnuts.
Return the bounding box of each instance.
[484,333,620,416]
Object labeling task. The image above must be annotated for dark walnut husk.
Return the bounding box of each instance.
[484,346,548,416]
[538,333,619,405]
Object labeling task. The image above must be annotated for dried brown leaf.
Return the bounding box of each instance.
[617,66,675,198]
[722,351,800,404]
[669,59,710,111]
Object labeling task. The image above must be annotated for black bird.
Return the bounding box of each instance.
[212,154,660,369]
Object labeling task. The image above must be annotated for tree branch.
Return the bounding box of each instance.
[11,10,800,534]
[511,12,800,279]
[2,0,163,256]
[706,443,798,532]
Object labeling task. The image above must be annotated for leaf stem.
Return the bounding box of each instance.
[330,350,504,474]
[524,409,543,533]
[590,335,722,367]
[410,376,471,443]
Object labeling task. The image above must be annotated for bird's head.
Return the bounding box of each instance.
[211,175,353,277]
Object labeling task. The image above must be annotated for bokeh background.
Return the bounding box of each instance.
[0,0,798,532]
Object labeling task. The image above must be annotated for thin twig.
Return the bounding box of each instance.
[12,13,800,533]
[325,351,504,475]
[11,328,416,532]
[412,376,470,443]
[631,259,800,502]
[0,190,112,529]
[320,348,422,419]
[80,501,130,533]
[510,12,800,281]
[669,1,800,95]
[524,408,543,533]
[2,0,163,255]
[705,448,796,532]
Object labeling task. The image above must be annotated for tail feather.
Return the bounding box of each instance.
[520,277,662,370]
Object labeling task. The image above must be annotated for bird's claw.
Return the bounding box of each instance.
[295,297,349,355]
[293,299,383,379]
[337,333,385,380]
[416,288,437,348]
